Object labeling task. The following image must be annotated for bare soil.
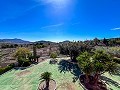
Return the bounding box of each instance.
[16,70,31,77]
[56,82,75,90]
[0,60,17,67]
[0,48,16,68]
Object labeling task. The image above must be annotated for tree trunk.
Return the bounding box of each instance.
[37,57,38,63]
[70,52,73,60]
[33,46,37,62]
[85,74,89,84]
[94,72,99,86]
[46,80,50,90]
[70,52,77,62]
[73,56,77,62]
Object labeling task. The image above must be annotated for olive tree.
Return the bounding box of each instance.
[14,47,32,66]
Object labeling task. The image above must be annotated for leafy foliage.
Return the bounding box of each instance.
[33,45,37,57]
[59,42,92,61]
[40,72,52,89]
[92,50,118,74]
[0,64,14,75]
[41,72,52,81]
[77,52,93,75]
[14,47,31,60]
[18,58,31,67]
[1,44,18,49]
[14,47,32,66]
[77,50,119,85]
[50,52,57,59]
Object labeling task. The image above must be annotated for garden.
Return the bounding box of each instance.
[0,57,119,90]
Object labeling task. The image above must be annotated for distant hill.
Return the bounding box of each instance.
[59,40,71,43]
[35,40,55,44]
[0,38,31,44]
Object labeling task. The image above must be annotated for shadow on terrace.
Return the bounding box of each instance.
[100,76,120,89]
[58,59,82,82]
[100,65,120,89]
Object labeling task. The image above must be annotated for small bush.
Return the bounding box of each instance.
[49,59,57,64]
[36,45,46,48]
[0,64,14,75]
[0,68,4,75]
[50,52,57,59]
[18,58,31,67]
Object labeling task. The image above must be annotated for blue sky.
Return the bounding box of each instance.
[0,0,120,42]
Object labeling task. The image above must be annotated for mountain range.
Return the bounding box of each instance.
[0,38,119,44]
[0,39,56,44]
[0,38,31,44]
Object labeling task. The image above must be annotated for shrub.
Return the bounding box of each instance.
[14,47,32,67]
[18,58,31,67]
[36,45,46,48]
[14,47,32,60]
[0,64,14,75]
[0,68,4,75]
[50,52,57,59]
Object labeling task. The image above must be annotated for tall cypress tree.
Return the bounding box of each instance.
[33,45,37,61]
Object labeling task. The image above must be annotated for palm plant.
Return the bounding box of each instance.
[93,62,104,85]
[77,50,119,87]
[105,61,118,75]
[77,52,93,83]
[92,50,119,85]
[41,72,52,89]
[83,63,93,83]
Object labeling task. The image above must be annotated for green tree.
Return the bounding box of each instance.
[77,50,119,86]
[14,47,32,66]
[41,72,52,89]
[92,50,118,85]
[103,38,108,46]
[33,45,40,62]
[59,42,92,62]
[14,47,31,60]
[33,45,37,61]
[77,52,93,83]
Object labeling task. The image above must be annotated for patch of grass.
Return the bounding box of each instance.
[0,59,83,90]
[102,73,120,90]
